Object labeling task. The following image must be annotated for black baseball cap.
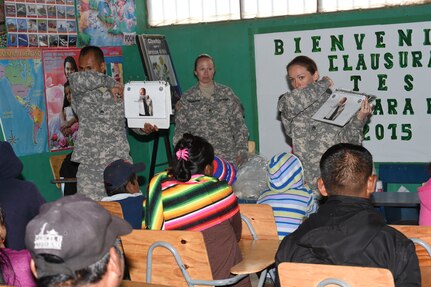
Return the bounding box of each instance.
[103,159,145,189]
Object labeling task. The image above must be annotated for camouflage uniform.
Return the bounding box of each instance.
[69,71,131,200]
[278,78,366,194]
[174,82,249,164]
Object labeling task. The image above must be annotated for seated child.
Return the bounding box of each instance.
[144,133,251,287]
[102,159,145,229]
[257,152,317,239]
[212,155,237,185]
[418,163,431,226]
[0,207,36,286]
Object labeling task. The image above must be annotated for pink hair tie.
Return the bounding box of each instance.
[176,148,189,161]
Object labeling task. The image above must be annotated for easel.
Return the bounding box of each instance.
[148,128,173,180]
[136,34,180,180]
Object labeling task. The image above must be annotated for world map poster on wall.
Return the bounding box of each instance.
[0,48,48,156]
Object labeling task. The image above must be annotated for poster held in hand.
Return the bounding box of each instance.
[124,81,172,129]
[312,89,376,127]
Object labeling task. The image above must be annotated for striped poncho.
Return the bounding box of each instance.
[143,171,240,231]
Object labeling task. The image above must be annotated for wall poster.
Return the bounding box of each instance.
[137,34,181,110]
[4,0,78,47]
[0,0,6,47]
[76,0,137,47]
[43,46,123,152]
[0,48,48,156]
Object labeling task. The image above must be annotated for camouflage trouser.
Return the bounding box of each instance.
[76,163,106,201]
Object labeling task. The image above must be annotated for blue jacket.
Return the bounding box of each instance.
[101,193,144,229]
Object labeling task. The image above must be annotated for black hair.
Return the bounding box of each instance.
[79,46,105,64]
[287,55,318,76]
[62,81,71,108]
[63,56,77,73]
[0,208,18,286]
[35,242,122,287]
[170,133,214,182]
[194,53,214,71]
[104,173,137,197]
[320,143,373,196]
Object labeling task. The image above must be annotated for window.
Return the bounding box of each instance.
[147,0,429,27]
[147,0,240,26]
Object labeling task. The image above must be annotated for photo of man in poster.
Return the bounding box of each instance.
[324,96,347,121]
[138,87,153,116]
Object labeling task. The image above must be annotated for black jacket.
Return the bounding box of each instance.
[275,195,420,287]
[0,141,45,250]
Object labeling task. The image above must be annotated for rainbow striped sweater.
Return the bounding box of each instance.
[143,171,240,231]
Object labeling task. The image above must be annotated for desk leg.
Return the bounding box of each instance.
[257,269,268,287]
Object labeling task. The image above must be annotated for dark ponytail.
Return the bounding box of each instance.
[170,133,214,182]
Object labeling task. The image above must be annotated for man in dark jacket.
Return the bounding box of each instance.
[0,141,45,250]
[274,143,420,287]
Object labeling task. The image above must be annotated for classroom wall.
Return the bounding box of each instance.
[16,2,431,201]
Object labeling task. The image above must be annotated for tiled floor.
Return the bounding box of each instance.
[250,273,274,287]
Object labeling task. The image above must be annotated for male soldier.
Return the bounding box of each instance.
[274,143,420,286]
[68,46,129,200]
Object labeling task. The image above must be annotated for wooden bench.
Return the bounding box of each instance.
[121,229,247,287]
[278,262,394,287]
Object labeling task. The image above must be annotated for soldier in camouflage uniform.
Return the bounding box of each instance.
[278,55,372,195]
[69,46,131,200]
[174,54,249,165]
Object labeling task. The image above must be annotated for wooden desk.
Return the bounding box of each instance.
[371,192,419,207]
[121,280,168,287]
[421,266,431,287]
[231,239,279,275]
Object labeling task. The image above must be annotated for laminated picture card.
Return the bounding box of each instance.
[124,81,172,129]
[312,89,376,127]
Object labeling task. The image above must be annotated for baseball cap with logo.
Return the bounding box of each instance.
[25,194,132,277]
[104,159,145,189]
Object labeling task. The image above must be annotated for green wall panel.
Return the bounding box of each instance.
[14,2,431,201]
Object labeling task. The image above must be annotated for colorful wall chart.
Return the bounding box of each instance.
[76,0,136,47]
[4,0,78,47]
[43,46,123,152]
